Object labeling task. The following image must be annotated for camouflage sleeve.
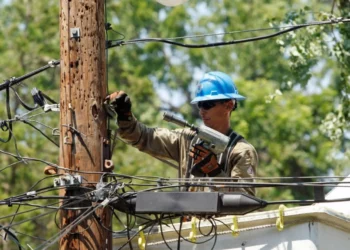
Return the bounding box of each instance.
[117,115,194,162]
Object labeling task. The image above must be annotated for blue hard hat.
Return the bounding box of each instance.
[190,71,245,104]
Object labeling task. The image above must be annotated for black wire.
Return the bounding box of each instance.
[157,214,173,250]
[267,197,350,205]
[4,205,21,241]
[105,0,111,134]
[108,18,350,49]
[98,172,350,183]
[0,205,63,231]
[10,87,38,110]
[39,91,57,104]
[0,225,23,250]
[7,127,26,165]
[2,124,26,241]
[0,86,12,143]
[29,176,59,191]
[38,205,99,249]
[12,230,48,242]
[177,217,183,250]
[93,206,128,234]
[53,194,105,230]
[188,217,217,245]
[212,218,233,231]
[112,209,131,234]
[209,218,218,250]
[21,120,59,147]
[0,60,60,92]
[0,201,60,221]
[198,218,214,237]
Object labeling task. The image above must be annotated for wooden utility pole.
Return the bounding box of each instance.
[59,0,112,249]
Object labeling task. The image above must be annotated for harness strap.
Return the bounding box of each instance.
[220,130,244,172]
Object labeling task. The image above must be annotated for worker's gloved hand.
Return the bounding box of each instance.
[189,143,221,177]
[106,91,132,121]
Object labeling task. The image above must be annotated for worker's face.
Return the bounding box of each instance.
[197,100,233,128]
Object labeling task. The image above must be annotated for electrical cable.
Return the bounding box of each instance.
[36,184,116,248]
[125,212,134,250]
[0,205,63,231]
[10,87,37,111]
[0,86,13,143]
[3,204,21,242]
[105,0,111,134]
[116,222,143,250]
[93,206,124,234]
[176,217,183,250]
[22,120,59,147]
[13,230,47,242]
[0,60,60,92]
[157,214,173,250]
[0,155,25,174]
[107,18,350,49]
[168,215,217,246]
[7,126,27,164]
[0,225,23,250]
[28,176,60,191]
[208,218,218,250]
[36,206,98,249]
[0,202,61,221]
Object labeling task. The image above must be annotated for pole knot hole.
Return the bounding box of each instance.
[90,99,99,121]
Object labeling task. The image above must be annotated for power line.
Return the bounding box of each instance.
[107,17,349,49]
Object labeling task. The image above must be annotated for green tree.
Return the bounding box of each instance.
[0,1,60,249]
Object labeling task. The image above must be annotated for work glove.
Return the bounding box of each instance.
[106,91,132,121]
[189,143,221,177]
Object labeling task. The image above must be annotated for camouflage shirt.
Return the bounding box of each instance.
[117,115,258,196]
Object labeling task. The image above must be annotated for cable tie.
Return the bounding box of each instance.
[138,226,146,250]
[26,191,36,197]
[231,215,239,237]
[276,204,286,231]
[101,198,110,207]
[189,217,198,243]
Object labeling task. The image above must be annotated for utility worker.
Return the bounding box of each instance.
[107,71,258,196]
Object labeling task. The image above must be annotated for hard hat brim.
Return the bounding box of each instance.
[190,93,246,104]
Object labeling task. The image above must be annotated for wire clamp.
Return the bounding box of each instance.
[63,135,72,145]
[276,204,286,231]
[52,128,60,136]
[53,174,82,187]
[231,215,239,237]
[138,226,146,250]
[48,60,60,67]
[44,104,60,112]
